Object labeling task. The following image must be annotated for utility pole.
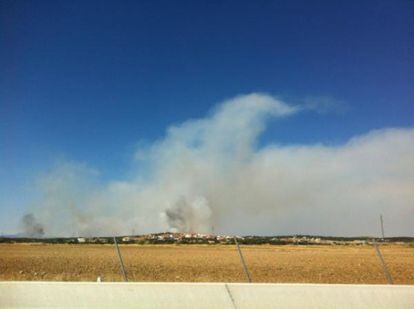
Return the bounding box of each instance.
[380,214,385,240]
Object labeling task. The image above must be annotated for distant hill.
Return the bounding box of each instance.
[1,232,413,245]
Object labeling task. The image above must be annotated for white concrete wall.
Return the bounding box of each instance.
[1,282,413,308]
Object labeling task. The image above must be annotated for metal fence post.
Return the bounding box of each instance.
[234,236,252,283]
[113,236,128,282]
[373,241,393,284]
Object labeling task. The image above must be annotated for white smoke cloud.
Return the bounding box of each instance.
[27,93,414,237]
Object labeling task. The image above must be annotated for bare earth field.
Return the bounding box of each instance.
[0,244,413,284]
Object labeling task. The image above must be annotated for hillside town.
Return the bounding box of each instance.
[2,232,411,245]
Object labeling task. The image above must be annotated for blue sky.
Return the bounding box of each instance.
[1,1,413,235]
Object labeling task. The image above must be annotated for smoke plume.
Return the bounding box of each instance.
[162,196,212,233]
[25,94,414,237]
[20,213,45,238]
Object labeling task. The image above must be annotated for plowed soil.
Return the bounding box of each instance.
[1,244,413,284]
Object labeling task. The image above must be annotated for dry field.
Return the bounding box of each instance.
[0,244,413,284]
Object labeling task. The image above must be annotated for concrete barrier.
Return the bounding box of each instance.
[1,282,413,308]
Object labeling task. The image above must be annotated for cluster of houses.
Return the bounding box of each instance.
[276,236,368,246]
[2,233,408,245]
[74,233,373,245]
[74,233,241,244]
[120,232,238,244]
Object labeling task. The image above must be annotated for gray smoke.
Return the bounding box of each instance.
[24,93,414,237]
[162,196,212,233]
[20,213,45,238]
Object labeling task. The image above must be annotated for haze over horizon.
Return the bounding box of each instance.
[1,1,413,236]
